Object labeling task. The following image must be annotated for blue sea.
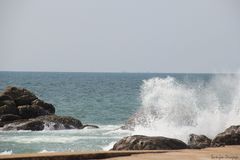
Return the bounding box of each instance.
[0,72,239,154]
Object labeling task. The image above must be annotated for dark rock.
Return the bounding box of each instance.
[0,114,21,122]
[0,94,18,115]
[211,125,240,147]
[18,105,50,119]
[0,99,16,108]
[2,115,83,131]
[0,104,18,115]
[0,86,92,131]
[0,94,13,101]
[31,99,55,114]
[2,86,37,106]
[111,135,188,150]
[3,120,44,131]
[35,115,83,129]
[19,120,45,131]
[188,134,211,149]
[82,124,99,129]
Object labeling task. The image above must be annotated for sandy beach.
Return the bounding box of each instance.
[0,145,239,160]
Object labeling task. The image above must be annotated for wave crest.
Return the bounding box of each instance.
[132,75,240,142]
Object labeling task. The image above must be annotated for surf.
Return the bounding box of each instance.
[129,74,240,142]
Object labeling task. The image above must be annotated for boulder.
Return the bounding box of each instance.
[0,114,21,122]
[111,135,188,150]
[188,134,211,149]
[3,120,44,131]
[211,125,240,147]
[35,115,83,129]
[82,124,99,129]
[18,105,50,119]
[31,99,55,114]
[0,99,16,107]
[0,94,18,115]
[0,86,96,131]
[2,86,37,106]
[2,115,84,131]
[18,120,45,131]
[0,94,13,101]
[0,104,18,115]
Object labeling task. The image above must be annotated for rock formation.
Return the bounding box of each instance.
[188,134,211,149]
[0,86,97,131]
[111,135,188,150]
[211,125,240,147]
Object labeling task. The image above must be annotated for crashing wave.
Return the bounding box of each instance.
[128,75,240,142]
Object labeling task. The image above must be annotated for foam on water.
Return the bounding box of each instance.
[0,150,12,155]
[102,141,117,151]
[38,150,55,153]
[132,75,240,142]
[0,136,82,144]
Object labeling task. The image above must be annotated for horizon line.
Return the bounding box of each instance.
[0,70,239,74]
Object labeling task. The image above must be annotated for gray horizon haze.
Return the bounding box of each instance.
[1,0,240,73]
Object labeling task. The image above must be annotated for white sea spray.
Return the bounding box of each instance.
[132,75,240,142]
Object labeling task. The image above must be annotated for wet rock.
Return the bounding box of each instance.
[19,120,45,131]
[82,124,99,129]
[111,135,188,150]
[188,134,211,149]
[2,115,84,131]
[35,115,83,129]
[31,99,55,114]
[0,94,18,115]
[2,86,37,106]
[0,86,96,131]
[211,125,240,147]
[0,114,21,122]
[3,120,44,131]
[0,94,13,101]
[18,105,50,119]
[0,104,18,115]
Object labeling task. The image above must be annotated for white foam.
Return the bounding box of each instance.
[132,75,240,142]
[0,150,12,155]
[102,141,117,151]
[0,136,81,143]
[38,149,55,153]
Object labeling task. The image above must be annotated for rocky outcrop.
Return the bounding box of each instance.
[31,99,55,114]
[2,86,37,106]
[17,105,50,119]
[188,134,211,149]
[36,115,83,129]
[0,114,21,122]
[2,120,45,131]
[111,135,188,150]
[82,124,99,129]
[0,94,18,115]
[0,86,54,120]
[0,86,98,131]
[211,125,240,147]
[2,115,84,131]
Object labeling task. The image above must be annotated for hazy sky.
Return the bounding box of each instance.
[1,0,240,73]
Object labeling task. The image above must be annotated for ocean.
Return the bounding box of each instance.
[0,72,239,154]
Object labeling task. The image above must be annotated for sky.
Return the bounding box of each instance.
[0,0,240,73]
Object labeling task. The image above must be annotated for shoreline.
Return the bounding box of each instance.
[1,145,240,160]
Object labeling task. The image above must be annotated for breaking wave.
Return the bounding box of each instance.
[131,75,240,142]
[0,150,12,155]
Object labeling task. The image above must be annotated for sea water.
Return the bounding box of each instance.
[0,72,239,154]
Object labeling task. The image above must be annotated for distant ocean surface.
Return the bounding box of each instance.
[0,72,239,154]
